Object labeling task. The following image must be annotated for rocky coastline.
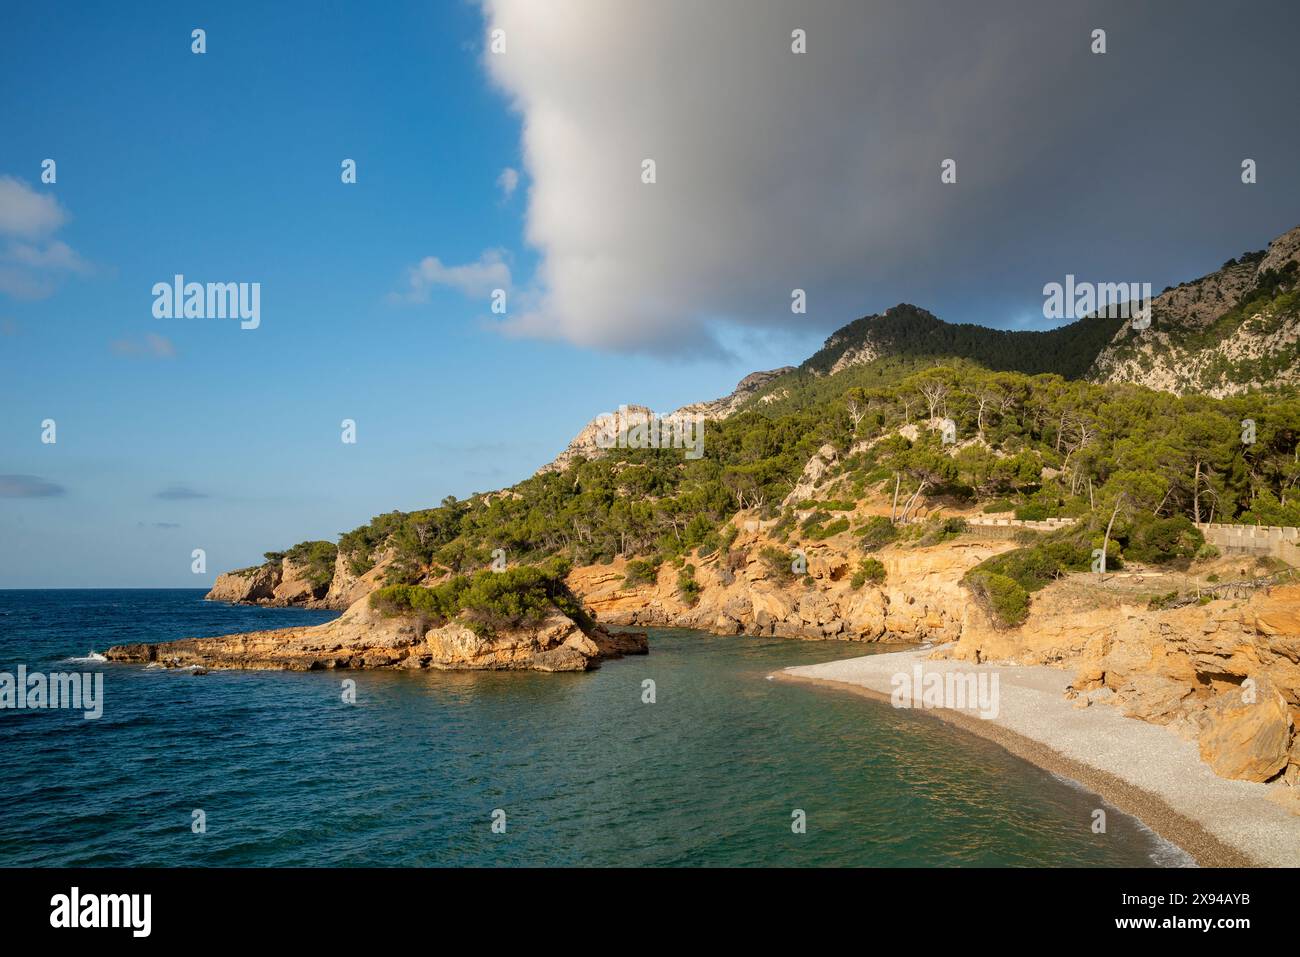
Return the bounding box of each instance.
[106,596,647,673]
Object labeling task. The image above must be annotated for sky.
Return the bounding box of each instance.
[1,0,1298,587]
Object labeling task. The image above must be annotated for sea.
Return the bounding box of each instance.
[0,589,1191,867]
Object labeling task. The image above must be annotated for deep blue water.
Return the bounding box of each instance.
[0,589,1187,866]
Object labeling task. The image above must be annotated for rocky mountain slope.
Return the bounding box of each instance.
[801,303,1123,380]
[800,223,1300,397]
[535,367,794,474]
[1087,224,1300,396]
[208,546,383,610]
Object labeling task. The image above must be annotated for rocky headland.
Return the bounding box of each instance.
[107,593,647,673]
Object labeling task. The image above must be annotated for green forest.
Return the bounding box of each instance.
[238,252,1300,629]
[265,356,1300,605]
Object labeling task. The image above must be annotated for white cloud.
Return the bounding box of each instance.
[391,248,512,303]
[0,177,93,300]
[475,0,1207,355]
[6,239,91,274]
[497,166,520,199]
[111,333,177,359]
[0,176,66,238]
[0,266,54,300]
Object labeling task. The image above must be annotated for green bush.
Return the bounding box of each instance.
[800,510,831,532]
[1122,514,1203,565]
[370,559,581,637]
[622,558,660,587]
[966,521,1096,594]
[760,545,798,583]
[283,540,339,589]
[967,571,1029,628]
[915,516,967,547]
[1146,590,1181,610]
[858,515,899,551]
[1014,502,1052,521]
[850,557,887,588]
[805,517,850,540]
[796,499,856,511]
[677,564,701,605]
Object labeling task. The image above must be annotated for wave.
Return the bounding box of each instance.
[63,652,108,663]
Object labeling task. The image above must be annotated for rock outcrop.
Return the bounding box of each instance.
[206,564,280,604]
[534,368,794,475]
[1087,224,1300,397]
[1197,676,1292,782]
[566,514,1011,644]
[106,595,647,673]
[205,549,388,611]
[322,547,392,609]
[940,576,1300,784]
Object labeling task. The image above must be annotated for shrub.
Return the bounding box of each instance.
[718,523,739,551]
[1014,502,1052,521]
[622,558,660,587]
[796,499,857,511]
[966,521,1096,594]
[850,557,887,588]
[859,515,900,551]
[800,510,831,532]
[1147,590,1181,610]
[1122,514,1203,565]
[284,540,339,589]
[967,571,1029,628]
[370,559,581,637]
[915,516,967,547]
[770,510,796,543]
[806,517,850,540]
[677,564,701,605]
[982,498,1016,514]
[760,545,798,583]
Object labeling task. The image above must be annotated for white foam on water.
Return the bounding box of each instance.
[63,651,107,663]
[1046,770,1197,868]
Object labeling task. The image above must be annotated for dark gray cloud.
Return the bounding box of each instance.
[481,0,1300,354]
[155,485,209,500]
[0,474,66,498]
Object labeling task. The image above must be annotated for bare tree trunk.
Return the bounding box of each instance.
[899,481,929,524]
[1192,461,1201,524]
[1100,494,1126,575]
[890,472,901,525]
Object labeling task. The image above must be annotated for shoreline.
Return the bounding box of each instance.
[775,648,1300,868]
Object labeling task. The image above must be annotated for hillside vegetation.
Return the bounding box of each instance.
[240,225,1300,617]
[301,360,1299,596]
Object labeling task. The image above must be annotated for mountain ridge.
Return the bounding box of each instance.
[540,221,1300,474]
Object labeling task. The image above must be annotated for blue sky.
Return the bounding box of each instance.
[2,1,1297,587]
[0,3,801,587]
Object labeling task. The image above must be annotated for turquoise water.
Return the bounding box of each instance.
[0,590,1185,866]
